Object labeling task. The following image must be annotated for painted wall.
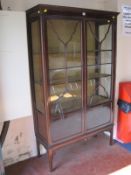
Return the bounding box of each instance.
[0,11,32,122]
[2,0,108,11]
[113,0,131,137]
[116,0,131,98]
[1,0,131,167]
[103,0,117,11]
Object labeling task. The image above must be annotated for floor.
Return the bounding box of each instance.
[5,134,131,175]
[117,141,131,152]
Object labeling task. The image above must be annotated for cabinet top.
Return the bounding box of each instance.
[26,4,119,19]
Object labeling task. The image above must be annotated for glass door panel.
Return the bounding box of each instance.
[48,19,81,69]
[50,83,82,116]
[47,19,82,142]
[86,20,113,130]
[87,21,112,51]
[88,76,111,106]
[49,52,81,69]
[99,24,112,50]
[88,51,112,65]
[49,67,81,85]
[49,69,66,85]
[31,20,44,113]
[85,104,112,130]
[88,64,111,79]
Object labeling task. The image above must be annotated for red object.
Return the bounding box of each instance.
[117,82,131,143]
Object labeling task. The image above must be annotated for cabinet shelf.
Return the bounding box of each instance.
[49,79,81,86]
[87,63,112,66]
[88,73,111,80]
[87,49,112,52]
[49,65,82,71]
[50,94,110,118]
[88,95,110,106]
[49,73,111,85]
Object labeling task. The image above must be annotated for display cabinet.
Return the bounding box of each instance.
[26,4,118,171]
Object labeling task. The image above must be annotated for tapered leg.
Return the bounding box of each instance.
[110,128,114,145]
[36,140,41,157]
[48,149,53,172]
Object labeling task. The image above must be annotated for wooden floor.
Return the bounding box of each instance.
[5,134,131,175]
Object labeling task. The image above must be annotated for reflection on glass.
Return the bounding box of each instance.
[50,82,82,116]
[47,19,81,69]
[31,20,44,113]
[87,21,112,51]
[49,53,81,69]
[87,22,95,51]
[87,51,112,65]
[99,24,112,50]
[85,104,112,130]
[87,21,112,67]
[86,20,112,107]
[88,76,111,106]
[101,51,112,64]
[34,84,44,112]
[49,67,81,85]
[88,64,111,80]
[47,19,82,141]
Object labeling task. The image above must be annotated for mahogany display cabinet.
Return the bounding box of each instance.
[26,4,118,171]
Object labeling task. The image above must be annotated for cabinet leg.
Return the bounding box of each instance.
[110,129,114,145]
[36,140,41,157]
[48,149,53,172]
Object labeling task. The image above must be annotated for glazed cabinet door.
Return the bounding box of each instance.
[85,19,114,131]
[46,18,83,142]
[29,19,48,140]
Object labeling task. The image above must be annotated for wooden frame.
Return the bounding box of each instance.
[26,4,118,171]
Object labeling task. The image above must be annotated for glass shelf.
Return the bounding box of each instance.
[87,64,111,79]
[48,53,81,69]
[87,51,112,65]
[88,73,111,80]
[49,80,82,86]
[50,81,82,118]
[50,94,110,118]
[88,95,110,106]
[48,65,82,71]
[87,49,112,52]
[51,95,81,117]
[49,67,81,85]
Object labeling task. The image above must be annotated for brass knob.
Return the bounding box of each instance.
[82,12,86,16]
[37,10,41,14]
[43,9,48,13]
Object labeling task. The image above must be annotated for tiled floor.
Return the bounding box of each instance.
[5,134,131,175]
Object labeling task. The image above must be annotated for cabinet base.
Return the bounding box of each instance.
[37,125,114,171]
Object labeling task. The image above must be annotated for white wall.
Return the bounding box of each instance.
[2,0,110,11]
[0,11,32,122]
[0,11,34,166]
[103,0,117,11]
[1,0,131,166]
[116,0,131,96]
[113,0,131,138]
